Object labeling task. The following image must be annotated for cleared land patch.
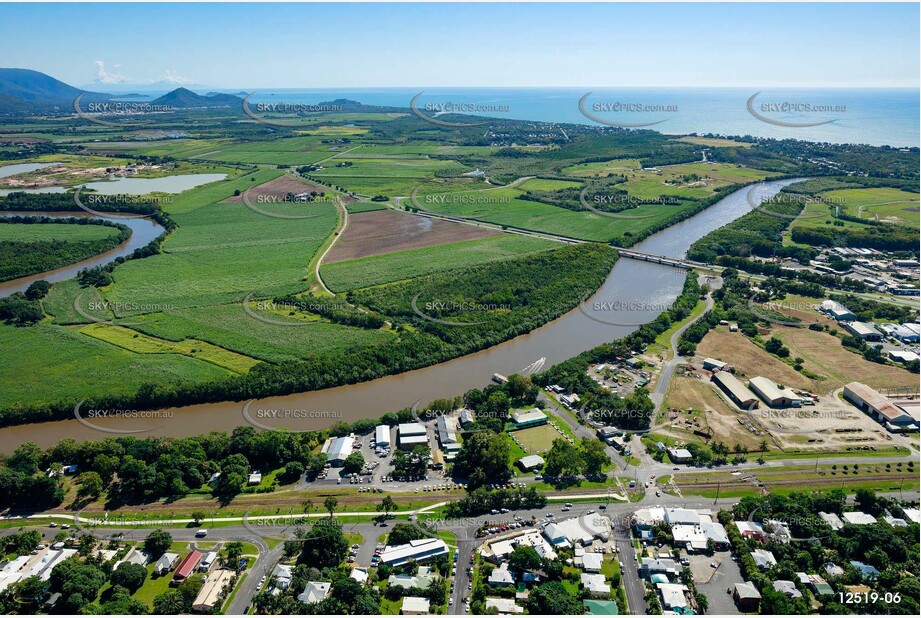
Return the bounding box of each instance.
[618,162,775,200]
[561,158,642,178]
[697,325,917,396]
[325,209,499,263]
[661,375,764,451]
[221,173,354,206]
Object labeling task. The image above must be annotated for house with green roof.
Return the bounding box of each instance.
[584,599,619,615]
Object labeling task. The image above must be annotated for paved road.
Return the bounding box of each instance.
[611,515,646,614]
[650,282,717,414]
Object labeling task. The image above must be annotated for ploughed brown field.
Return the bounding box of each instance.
[324,209,500,263]
[222,174,354,204]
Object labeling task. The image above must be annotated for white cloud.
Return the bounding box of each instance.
[93,60,129,84]
[162,70,194,85]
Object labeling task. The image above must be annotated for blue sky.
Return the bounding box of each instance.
[1,2,918,88]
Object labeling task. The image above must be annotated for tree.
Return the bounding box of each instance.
[224,541,244,572]
[24,280,50,300]
[377,495,397,520]
[543,439,583,478]
[302,498,314,514]
[49,560,107,612]
[153,589,187,614]
[695,592,709,613]
[279,460,305,484]
[453,431,512,489]
[143,530,173,559]
[343,452,365,474]
[508,546,543,573]
[15,576,47,603]
[76,471,104,500]
[110,562,147,592]
[527,581,583,615]
[191,511,206,526]
[6,442,43,475]
[324,496,338,518]
[581,437,611,476]
[299,521,348,568]
[387,523,426,546]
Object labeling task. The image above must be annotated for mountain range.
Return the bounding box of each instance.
[0,68,242,114]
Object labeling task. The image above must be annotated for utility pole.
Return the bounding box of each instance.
[714,481,721,505]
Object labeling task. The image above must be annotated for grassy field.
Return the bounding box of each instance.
[0,223,120,242]
[821,187,919,228]
[104,197,339,311]
[130,302,394,364]
[79,323,261,374]
[560,158,642,177]
[699,324,918,395]
[516,178,583,191]
[320,234,557,292]
[510,423,561,453]
[0,322,230,408]
[617,162,775,200]
[411,185,689,242]
[311,157,470,196]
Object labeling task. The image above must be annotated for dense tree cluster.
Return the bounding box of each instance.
[0,216,131,282]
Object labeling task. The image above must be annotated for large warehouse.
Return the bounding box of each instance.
[325,436,355,466]
[748,377,800,408]
[711,371,758,408]
[843,382,920,432]
[398,422,429,449]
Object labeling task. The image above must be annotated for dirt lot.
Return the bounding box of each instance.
[222,174,354,204]
[697,327,814,391]
[662,375,764,451]
[324,209,499,263]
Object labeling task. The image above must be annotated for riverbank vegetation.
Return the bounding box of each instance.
[0,216,130,281]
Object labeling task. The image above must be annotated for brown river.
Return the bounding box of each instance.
[0,179,801,451]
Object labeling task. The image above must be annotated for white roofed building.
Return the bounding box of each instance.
[326,436,355,465]
[297,581,331,604]
[380,538,449,567]
[375,425,391,447]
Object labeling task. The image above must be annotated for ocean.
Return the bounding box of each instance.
[240,87,919,148]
